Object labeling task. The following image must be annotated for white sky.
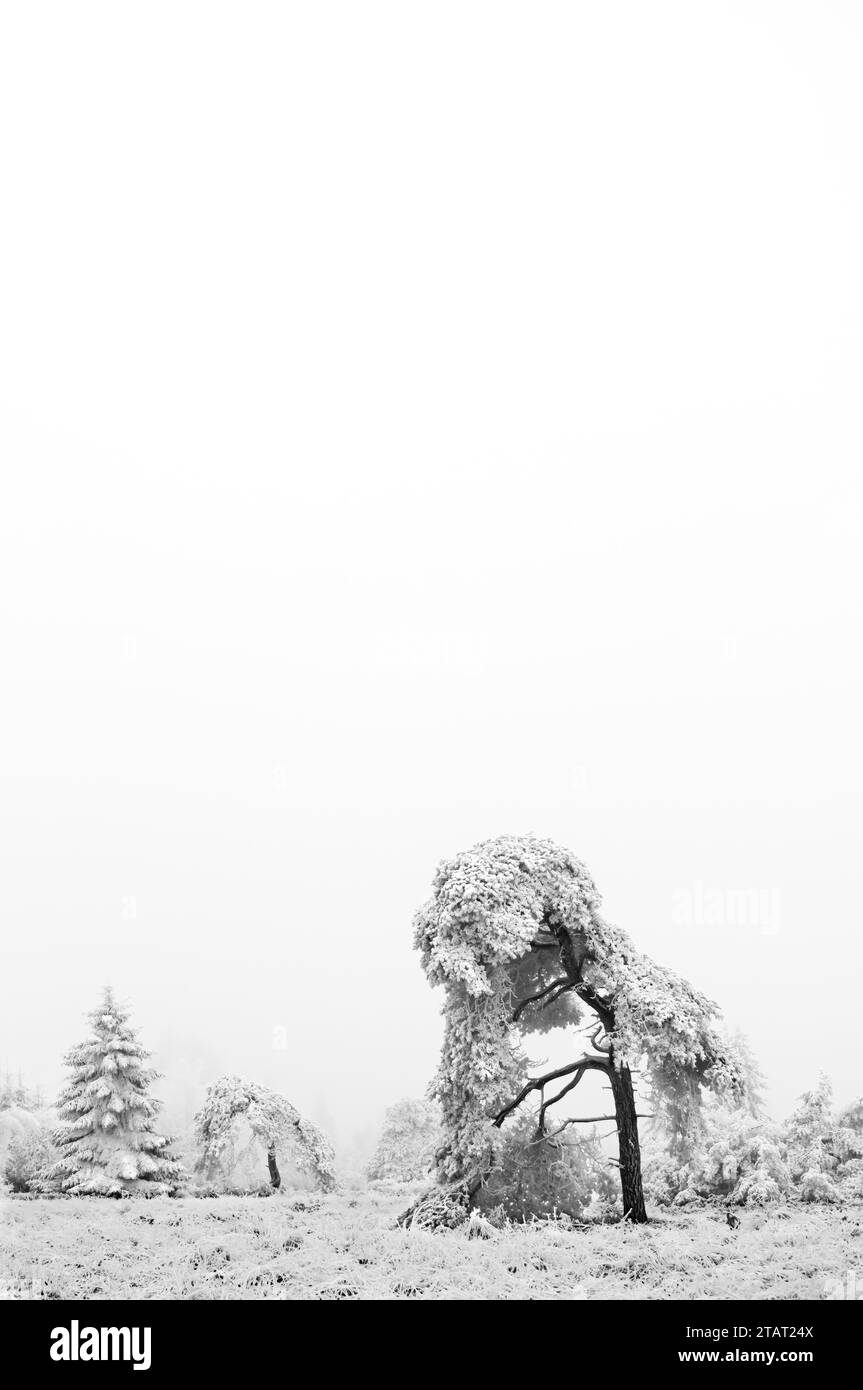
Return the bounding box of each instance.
[1,2,861,1151]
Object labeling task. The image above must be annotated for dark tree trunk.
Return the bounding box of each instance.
[547,918,649,1223]
[267,1143,281,1189]
[608,1058,647,1222]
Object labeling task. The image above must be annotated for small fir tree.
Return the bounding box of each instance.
[51,987,183,1196]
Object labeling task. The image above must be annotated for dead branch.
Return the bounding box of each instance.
[537,1070,590,1132]
[493,1056,610,1128]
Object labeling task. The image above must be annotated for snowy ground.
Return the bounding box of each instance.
[1,1189,859,1300]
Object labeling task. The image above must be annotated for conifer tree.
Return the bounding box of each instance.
[780,1073,843,1201]
[52,987,183,1196]
[782,1073,835,1179]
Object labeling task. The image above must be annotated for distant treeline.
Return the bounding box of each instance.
[0,1072,45,1111]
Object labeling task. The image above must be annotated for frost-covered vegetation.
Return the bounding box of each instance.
[1,1188,860,1300]
[1,836,860,1300]
[642,1074,863,1211]
[193,1076,336,1194]
[0,1074,45,1112]
[365,1099,442,1184]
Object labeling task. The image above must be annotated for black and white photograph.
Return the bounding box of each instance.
[1,0,861,1362]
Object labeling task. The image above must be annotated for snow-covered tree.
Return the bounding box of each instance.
[411,835,745,1223]
[726,1029,766,1119]
[832,1097,863,1167]
[780,1074,848,1202]
[836,1097,863,1138]
[830,1102,863,1202]
[193,1076,337,1192]
[366,1099,442,1183]
[51,987,183,1196]
[781,1074,836,1183]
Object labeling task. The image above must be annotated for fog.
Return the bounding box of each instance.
[1,2,861,1158]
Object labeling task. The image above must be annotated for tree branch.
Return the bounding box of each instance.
[512,976,571,1023]
[492,1056,610,1128]
[545,1112,654,1141]
[586,1022,612,1054]
[537,1071,587,1132]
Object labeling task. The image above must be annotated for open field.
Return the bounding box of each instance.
[1,1190,860,1300]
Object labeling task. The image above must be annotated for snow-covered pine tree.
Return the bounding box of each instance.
[51,987,183,1196]
[780,1073,845,1202]
[781,1073,836,1180]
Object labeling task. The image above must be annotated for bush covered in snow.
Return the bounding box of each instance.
[476,1112,617,1222]
[3,1123,58,1193]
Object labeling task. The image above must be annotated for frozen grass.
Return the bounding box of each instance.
[1,1188,860,1300]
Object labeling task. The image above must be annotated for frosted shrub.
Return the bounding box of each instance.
[798,1169,839,1203]
[641,1149,694,1208]
[3,1128,58,1193]
[837,1157,863,1201]
[476,1112,615,1222]
[698,1118,789,1206]
[0,1105,45,1155]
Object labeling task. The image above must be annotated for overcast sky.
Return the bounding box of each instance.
[1,2,861,1153]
